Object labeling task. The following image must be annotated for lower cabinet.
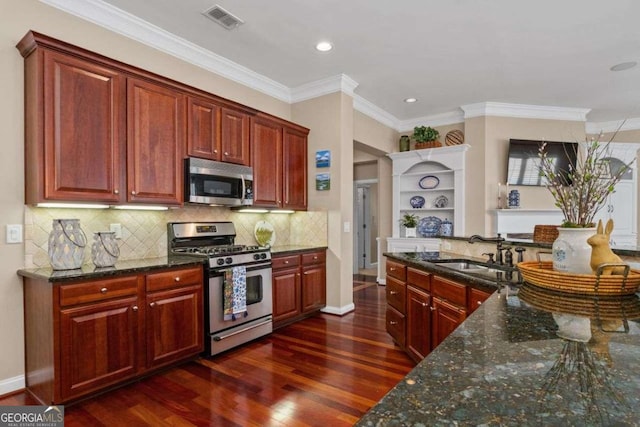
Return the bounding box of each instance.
[384,257,492,363]
[23,265,204,404]
[272,250,326,329]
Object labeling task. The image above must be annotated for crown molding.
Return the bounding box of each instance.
[398,110,465,132]
[352,95,399,130]
[461,102,591,122]
[40,0,291,102]
[586,117,640,134]
[290,74,359,103]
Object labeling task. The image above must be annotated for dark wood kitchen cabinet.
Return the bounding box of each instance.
[430,275,467,350]
[220,107,251,165]
[385,259,407,347]
[272,250,326,329]
[22,265,203,404]
[20,46,126,204]
[406,268,432,362]
[251,114,309,210]
[127,77,185,205]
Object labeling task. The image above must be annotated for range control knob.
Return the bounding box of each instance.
[260,253,267,260]
[225,257,233,265]
[253,254,261,261]
[216,258,225,266]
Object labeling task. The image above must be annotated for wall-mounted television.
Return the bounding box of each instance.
[506,139,578,186]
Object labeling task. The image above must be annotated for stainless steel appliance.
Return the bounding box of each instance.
[184,158,253,206]
[168,222,272,356]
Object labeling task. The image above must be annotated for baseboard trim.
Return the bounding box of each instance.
[0,375,25,396]
[321,303,355,316]
[377,278,386,285]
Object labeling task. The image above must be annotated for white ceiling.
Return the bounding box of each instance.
[51,0,640,126]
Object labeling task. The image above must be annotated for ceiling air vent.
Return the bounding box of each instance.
[202,5,244,30]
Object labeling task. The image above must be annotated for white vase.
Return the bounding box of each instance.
[405,227,417,238]
[552,227,596,274]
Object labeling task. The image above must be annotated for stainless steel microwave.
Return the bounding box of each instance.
[184,158,253,206]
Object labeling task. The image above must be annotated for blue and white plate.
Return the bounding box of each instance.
[417,216,442,237]
[418,175,440,189]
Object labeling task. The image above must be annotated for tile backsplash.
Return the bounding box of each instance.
[24,206,328,268]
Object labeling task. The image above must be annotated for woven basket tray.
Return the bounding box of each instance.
[517,261,640,296]
[533,225,559,243]
[518,283,640,320]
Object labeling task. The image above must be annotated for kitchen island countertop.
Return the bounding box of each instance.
[358,253,640,426]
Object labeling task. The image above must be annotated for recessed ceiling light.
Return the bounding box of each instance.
[315,41,333,52]
[610,61,637,72]
[404,98,418,103]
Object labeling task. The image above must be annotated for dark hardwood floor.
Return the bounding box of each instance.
[1,275,414,426]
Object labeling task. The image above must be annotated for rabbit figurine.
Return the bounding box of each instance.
[587,219,625,275]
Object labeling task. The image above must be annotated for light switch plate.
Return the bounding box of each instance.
[343,221,351,233]
[6,224,23,244]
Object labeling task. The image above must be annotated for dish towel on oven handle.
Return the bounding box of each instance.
[223,266,248,321]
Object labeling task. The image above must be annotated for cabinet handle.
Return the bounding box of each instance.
[303,272,309,275]
[114,189,119,195]
[297,273,301,277]
[132,305,138,312]
[100,287,108,294]
[430,306,436,311]
[224,152,229,156]
[389,290,398,295]
[421,302,428,307]
[131,190,136,195]
[284,260,289,264]
[174,277,181,282]
[149,302,156,308]
[389,321,398,325]
[389,267,396,271]
[313,256,318,260]
[477,301,482,306]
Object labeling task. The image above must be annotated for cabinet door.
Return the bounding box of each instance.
[432,297,466,349]
[406,286,432,361]
[41,50,125,203]
[146,284,203,369]
[301,264,326,313]
[251,117,283,207]
[272,267,301,325]
[220,107,250,165]
[127,78,185,205]
[386,306,406,348]
[282,127,308,210]
[187,96,220,160]
[468,288,492,314]
[59,296,139,400]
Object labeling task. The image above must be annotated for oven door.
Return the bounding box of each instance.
[208,262,273,335]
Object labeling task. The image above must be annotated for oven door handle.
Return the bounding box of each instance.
[212,318,272,341]
[210,263,271,276]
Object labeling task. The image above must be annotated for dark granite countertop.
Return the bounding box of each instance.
[360,255,640,426]
[17,256,205,283]
[270,245,328,256]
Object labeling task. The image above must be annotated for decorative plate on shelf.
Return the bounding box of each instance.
[434,195,448,208]
[409,195,425,208]
[417,216,442,237]
[418,175,440,189]
[254,220,276,247]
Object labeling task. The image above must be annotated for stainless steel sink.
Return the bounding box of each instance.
[431,259,503,274]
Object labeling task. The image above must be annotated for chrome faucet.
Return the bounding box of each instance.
[469,234,506,265]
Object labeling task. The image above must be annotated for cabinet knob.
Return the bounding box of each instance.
[131,190,136,195]
[174,277,181,282]
[389,267,396,271]
[389,290,398,295]
[224,152,229,156]
[100,287,108,294]
[297,273,301,277]
[477,301,482,306]
[430,306,436,311]
[114,189,119,195]
[421,302,428,307]
[284,260,289,264]
[389,321,397,325]
[132,305,138,312]
[313,256,318,260]
[149,302,156,308]
[213,149,218,154]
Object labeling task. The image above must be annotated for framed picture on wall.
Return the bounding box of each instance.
[316,173,330,191]
[316,150,331,168]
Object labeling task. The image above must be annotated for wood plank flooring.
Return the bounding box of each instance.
[1,275,414,426]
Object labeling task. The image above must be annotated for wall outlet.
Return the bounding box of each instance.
[6,224,23,244]
[110,223,122,239]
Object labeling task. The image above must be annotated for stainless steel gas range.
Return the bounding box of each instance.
[168,222,272,356]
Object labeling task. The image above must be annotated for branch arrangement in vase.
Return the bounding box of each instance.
[538,132,636,228]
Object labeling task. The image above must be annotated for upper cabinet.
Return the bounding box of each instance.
[251,115,309,210]
[126,78,185,205]
[388,145,469,239]
[220,107,251,165]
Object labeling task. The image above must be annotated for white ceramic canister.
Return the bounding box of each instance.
[91,232,120,267]
[48,219,87,270]
[551,227,596,274]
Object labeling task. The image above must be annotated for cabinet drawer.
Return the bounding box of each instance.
[146,266,202,293]
[386,277,406,313]
[59,276,139,307]
[301,251,325,265]
[386,259,407,281]
[272,255,300,270]
[432,275,467,307]
[407,268,431,292]
[386,306,406,347]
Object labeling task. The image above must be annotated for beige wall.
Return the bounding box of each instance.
[354,111,397,154]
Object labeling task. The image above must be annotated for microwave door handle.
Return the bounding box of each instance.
[241,176,246,203]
